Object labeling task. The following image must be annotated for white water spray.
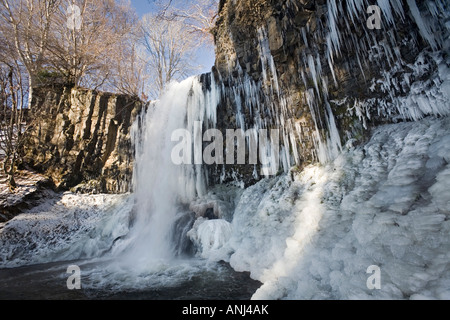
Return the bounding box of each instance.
[116,76,220,265]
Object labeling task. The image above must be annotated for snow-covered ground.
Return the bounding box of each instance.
[0,193,133,267]
[0,170,51,222]
[195,116,450,300]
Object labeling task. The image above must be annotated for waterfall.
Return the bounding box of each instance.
[116,75,220,264]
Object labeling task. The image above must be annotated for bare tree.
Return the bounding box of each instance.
[0,61,28,190]
[0,0,60,107]
[152,0,219,44]
[140,13,200,98]
[0,0,141,190]
[107,28,151,100]
[45,0,137,90]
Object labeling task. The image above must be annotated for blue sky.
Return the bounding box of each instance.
[130,0,215,75]
[130,0,156,16]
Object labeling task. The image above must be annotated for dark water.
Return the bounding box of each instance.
[0,259,261,300]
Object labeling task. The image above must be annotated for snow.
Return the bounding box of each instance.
[429,166,450,212]
[208,116,450,300]
[0,193,133,268]
[0,173,47,208]
[0,169,51,223]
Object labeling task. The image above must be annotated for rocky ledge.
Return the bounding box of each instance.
[22,85,144,194]
[0,168,54,223]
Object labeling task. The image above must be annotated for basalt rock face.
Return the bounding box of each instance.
[23,85,143,194]
[210,0,449,186]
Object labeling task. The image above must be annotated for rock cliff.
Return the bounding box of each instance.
[210,0,449,186]
[23,85,143,194]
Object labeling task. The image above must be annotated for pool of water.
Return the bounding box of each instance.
[0,259,261,300]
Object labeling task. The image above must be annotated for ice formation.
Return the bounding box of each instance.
[0,193,133,268]
[188,218,233,260]
[212,116,450,300]
[216,0,449,177]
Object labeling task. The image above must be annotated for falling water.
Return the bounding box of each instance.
[114,75,221,265]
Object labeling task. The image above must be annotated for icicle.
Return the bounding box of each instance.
[301,27,309,48]
[407,0,439,51]
[377,0,400,26]
[327,0,341,62]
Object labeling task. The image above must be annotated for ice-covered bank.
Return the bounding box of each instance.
[192,116,450,300]
[0,193,133,268]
